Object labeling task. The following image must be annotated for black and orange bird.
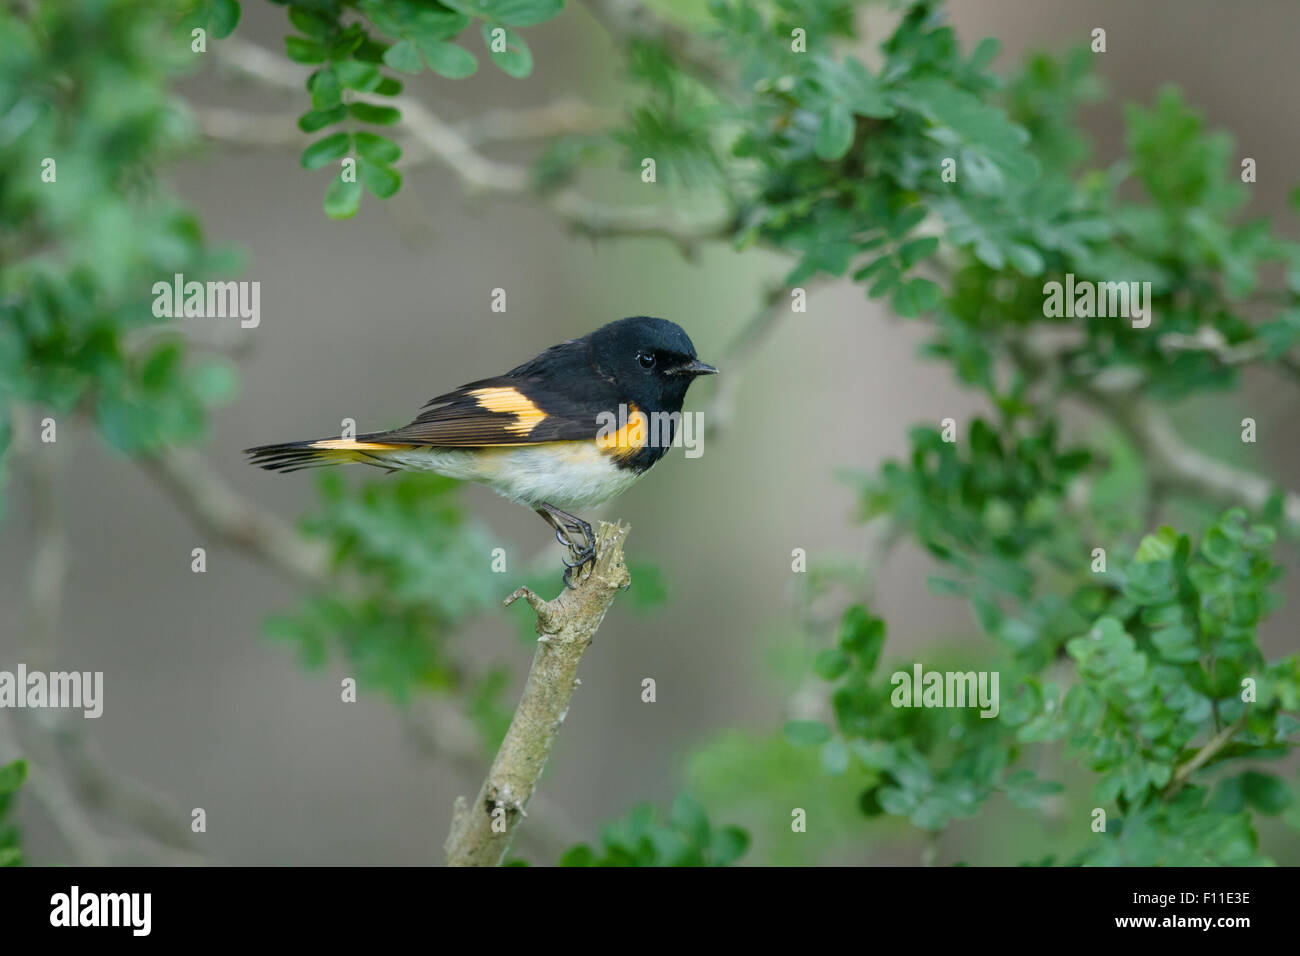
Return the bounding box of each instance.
[245,316,717,586]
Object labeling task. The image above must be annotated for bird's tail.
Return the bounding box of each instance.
[243,436,411,473]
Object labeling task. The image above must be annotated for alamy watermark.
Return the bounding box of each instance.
[0,664,103,718]
[596,404,705,458]
[1042,273,1151,328]
[890,664,999,718]
[152,273,260,328]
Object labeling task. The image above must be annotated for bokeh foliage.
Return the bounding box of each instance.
[611,0,1300,864]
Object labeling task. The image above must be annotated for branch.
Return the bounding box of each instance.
[444,521,631,866]
[51,718,203,855]
[457,99,616,146]
[400,701,587,855]
[704,284,793,436]
[13,413,65,668]
[212,37,733,258]
[1163,715,1247,798]
[1086,390,1300,528]
[140,447,329,586]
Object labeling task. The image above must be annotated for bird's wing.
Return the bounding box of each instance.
[375,376,612,447]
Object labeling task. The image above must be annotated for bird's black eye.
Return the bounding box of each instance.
[637,351,656,369]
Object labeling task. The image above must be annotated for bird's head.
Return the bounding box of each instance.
[590,316,717,414]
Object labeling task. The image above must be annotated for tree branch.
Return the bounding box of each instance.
[212,37,733,258]
[704,284,793,436]
[140,447,329,587]
[444,522,631,866]
[400,701,588,855]
[1085,390,1300,528]
[1163,715,1248,798]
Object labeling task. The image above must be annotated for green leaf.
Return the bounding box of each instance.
[492,0,566,27]
[308,68,342,109]
[837,604,885,671]
[481,24,533,78]
[815,104,854,161]
[783,720,832,747]
[348,102,402,125]
[557,844,597,866]
[1241,771,1292,816]
[1135,526,1178,562]
[335,60,382,92]
[141,342,182,389]
[0,760,27,796]
[1006,243,1045,276]
[813,648,850,680]
[285,35,326,64]
[1151,625,1198,662]
[327,25,366,61]
[288,8,332,41]
[709,825,749,866]
[669,794,709,846]
[895,77,1039,186]
[353,132,401,164]
[821,737,850,775]
[211,0,241,39]
[298,106,348,133]
[382,40,425,75]
[443,0,564,28]
[891,277,941,317]
[323,177,363,219]
[300,132,352,170]
[359,160,402,199]
[897,236,939,269]
[418,38,478,79]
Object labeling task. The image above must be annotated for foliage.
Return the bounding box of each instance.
[555,794,750,866]
[0,0,239,475]
[793,511,1297,864]
[593,0,1300,864]
[252,0,566,217]
[265,471,508,738]
[0,760,29,867]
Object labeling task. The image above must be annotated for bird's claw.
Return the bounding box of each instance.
[537,504,597,590]
[561,544,596,588]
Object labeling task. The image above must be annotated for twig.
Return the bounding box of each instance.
[213,38,733,258]
[445,522,631,866]
[13,413,65,669]
[1163,715,1247,798]
[457,99,616,146]
[704,284,794,436]
[200,98,614,153]
[51,718,203,855]
[140,447,329,586]
[1085,390,1300,528]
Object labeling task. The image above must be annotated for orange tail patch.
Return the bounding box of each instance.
[244,437,410,473]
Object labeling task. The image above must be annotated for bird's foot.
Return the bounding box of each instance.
[561,541,597,588]
[544,510,596,589]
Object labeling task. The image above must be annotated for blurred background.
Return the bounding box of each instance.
[3,0,1298,865]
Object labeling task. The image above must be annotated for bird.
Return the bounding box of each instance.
[244,316,717,586]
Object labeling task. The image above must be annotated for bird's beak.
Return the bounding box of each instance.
[674,358,718,377]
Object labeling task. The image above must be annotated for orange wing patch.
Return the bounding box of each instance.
[469,387,547,436]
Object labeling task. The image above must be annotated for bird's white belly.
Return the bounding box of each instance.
[381,443,645,511]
